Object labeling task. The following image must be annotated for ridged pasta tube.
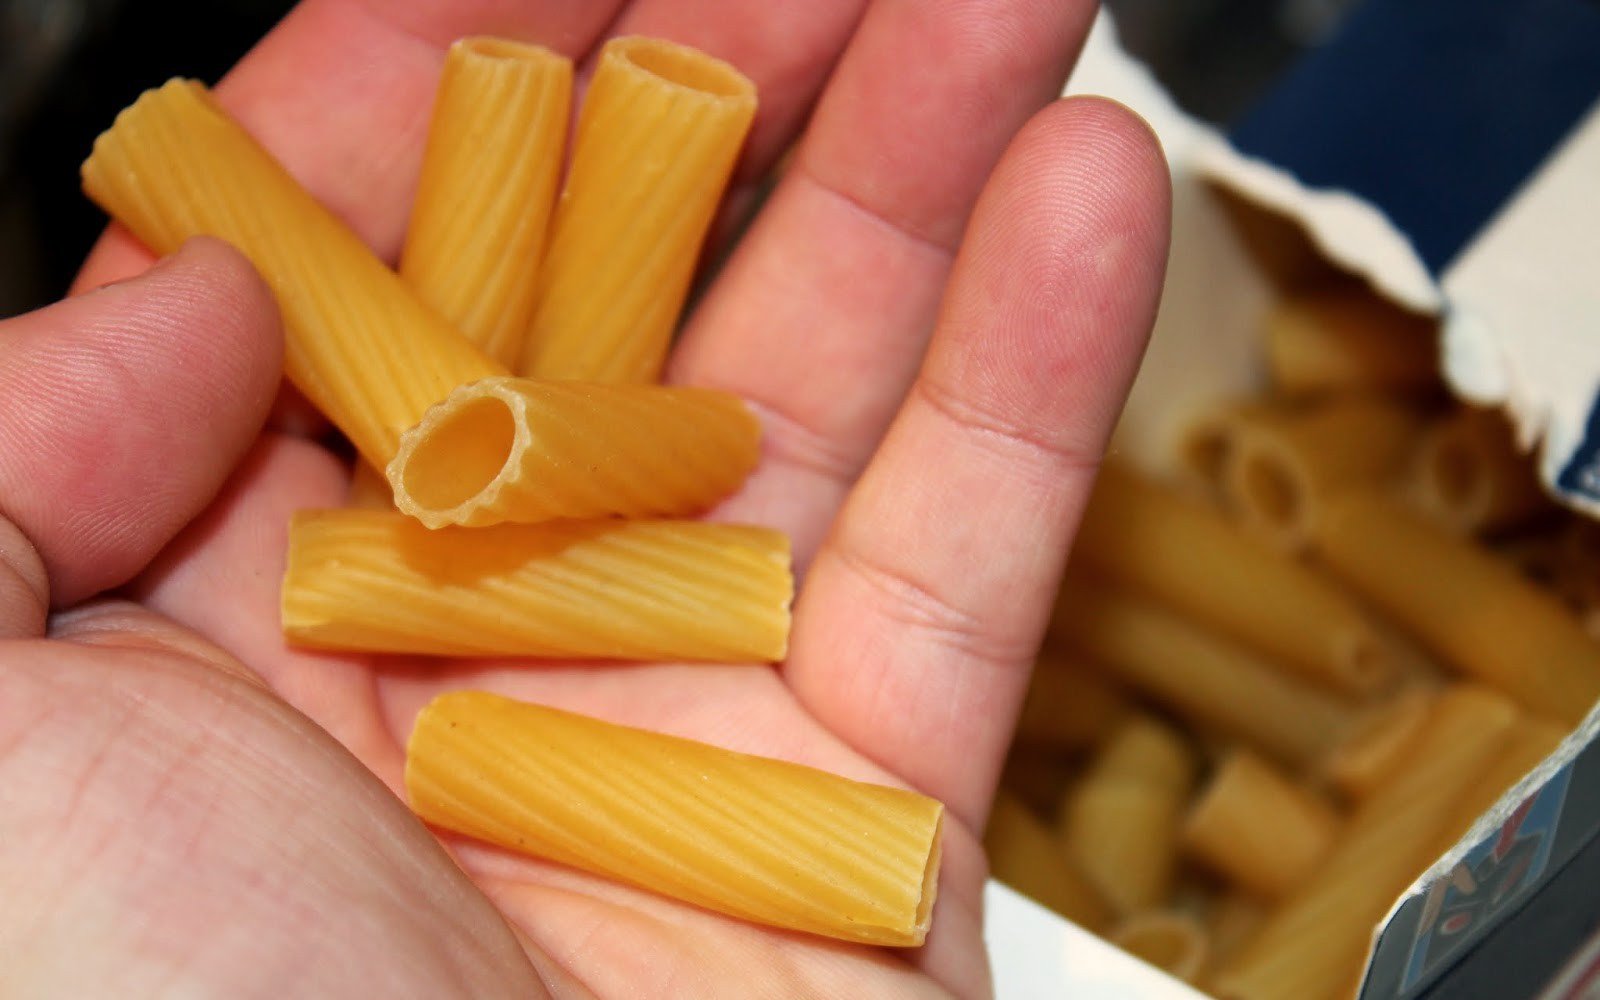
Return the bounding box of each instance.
[1211,686,1520,1000]
[519,37,757,383]
[1054,579,1358,768]
[1181,750,1340,900]
[1074,462,1397,695]
[81,79,504,470]
[386,376,761,528]
[1314,492,1600,724]
[1060,717,1197,915]
[282,509,791,662]
[406,691,943,946]
[400,38,572,368]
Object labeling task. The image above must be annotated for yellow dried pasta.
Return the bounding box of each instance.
[519,36,757,382]
[81,79,504,470]
[282,509,791,662]
[401,38,572,368]
[387,376,760,528]
[407,691,943,946]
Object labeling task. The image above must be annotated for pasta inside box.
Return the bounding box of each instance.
[985,12,1600,1000]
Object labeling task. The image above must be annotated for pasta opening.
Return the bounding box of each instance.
[613,37,753,100]
[401,395,518,511]
[1319,687,1433,797]
[1238,450,1303,532]
[1427,437,1481,512]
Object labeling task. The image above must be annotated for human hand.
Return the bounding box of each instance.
[3,2,1168,996]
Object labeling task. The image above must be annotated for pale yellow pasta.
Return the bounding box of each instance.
[387,376,760,528]
[81,80,504,470]
[1060,717,1197,915]
[1222,398,1423,552]
[1263,288,1438,398]
[1074,462,1397,695]
[400,38,572,368]
[1433,717,1567,858]
[1211,686,1520,1000]
[1176,399,1272,493]
[1181,750,1340,901]
[1015,645,1134,750]
[1109,912,1210,985]
[1053,579,1358,768]
[520,37,757,382]
[1408,406,1551,535]
[282,509,791,662]
[1204,893,1268,970]
[1314,491,1600,724]
[407,691,942,946]
[984,792,1113,933]
[1317,686,1436,800]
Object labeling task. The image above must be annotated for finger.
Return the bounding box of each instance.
[670,0,1096,564]
[72,0,629,294]
[0,237,282,613]
[787,98,1171,828]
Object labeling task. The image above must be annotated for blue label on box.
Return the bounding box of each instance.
[1360,730,1600,1000]
[1229,0,1600,275]
[1558,392,1600,504]
[1399,765,1573,991]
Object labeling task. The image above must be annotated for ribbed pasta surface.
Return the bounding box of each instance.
[388,376,761,528]
[519,37,757,383]
[401,39,571,368]
[80,79,504,469]
[406,691,943,945]
[282,510,791,662]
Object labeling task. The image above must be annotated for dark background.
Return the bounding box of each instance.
[0,0,1360,318]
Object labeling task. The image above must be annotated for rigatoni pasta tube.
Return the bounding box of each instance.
[1181,750,1340,900]
[1212,685,1520,1000]
[81,79,504,470]
[407,691,942,945]
[984,792,1113,933]
[1109,912,1210,985]
[1317,686,1436,801]
[1074,462,1396,695]
[1263,288,1438,398]
[282,509,790,662]
[1060,716,1197,915]
[1204,893,1268,969]
[1223,398,1423,552]
[1176,399,1270,493]
[520,37,757,382]
[1016,645,1134,750]
[387,376,760,528]
[1314,491,1600,724]
[1054,579,1358,768]
[1408,406,1550,535]
[400,38,572,368]
[1432,717,1567,859]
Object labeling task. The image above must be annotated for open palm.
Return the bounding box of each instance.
[0,1,1167,997]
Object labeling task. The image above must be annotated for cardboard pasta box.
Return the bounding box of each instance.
[983,4,1600,996]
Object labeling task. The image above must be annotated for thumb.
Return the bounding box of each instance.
[0,237,282,630]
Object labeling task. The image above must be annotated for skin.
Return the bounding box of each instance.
[0,1,1169,997]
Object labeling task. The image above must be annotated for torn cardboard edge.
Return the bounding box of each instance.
[1024,9,1600,999]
